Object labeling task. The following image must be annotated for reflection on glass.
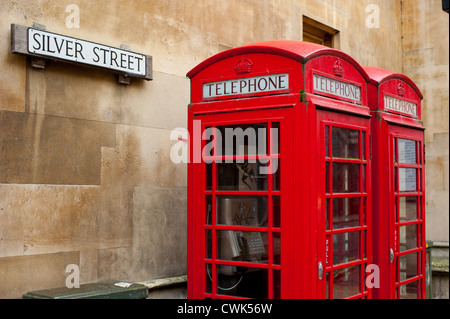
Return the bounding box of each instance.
[332,197,360,229]
[398,139,416,164]
[206,264,212,293]
[273,232,281,265]
[271,122,280,155]
[216,123,268,156]
[206,163,212,190]
[206,230,212,259]
[363,198,367,226]
[206,195,212,225]
[273,196,280,228]
[399,281,419,299]
[399,168,417,192]
[332,127,359,159]
[400,224,418,252]
[399,253,418,282]
[272,159,280,190]
[217,196,268,227]
[333,163,360,193]
[333,231,360,265]
[333,265,360,299]
[399,197,418,222]
[217,162,268,191]
[362,131,366,160]
[325,162,330,193]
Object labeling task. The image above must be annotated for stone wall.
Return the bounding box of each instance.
[0,0,447,299]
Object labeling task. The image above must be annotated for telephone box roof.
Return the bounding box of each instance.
[187,40,370,82]
[363,66,423,99]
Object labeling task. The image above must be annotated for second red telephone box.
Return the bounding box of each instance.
[365,66,426,299]
[187,41,373,299]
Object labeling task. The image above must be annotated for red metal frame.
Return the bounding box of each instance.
[187,41,376,299]
[365,66,426,299]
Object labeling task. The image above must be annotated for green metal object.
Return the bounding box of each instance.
[22,281,148,299]
[426,241,433,299]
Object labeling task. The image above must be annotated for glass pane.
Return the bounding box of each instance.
[325,126,329,157]
[272,159,280,191]
[206,264,212,293]
[332,197,360,229]
[399,168,417,192]
[363,197,367,226]
[271,122,280,154]
[217,196,268,227]
[363,231,367,259]
[362,131,366,160]
[206,163,213,190]
[326,272,330,299]
[217,231,268,263]
[332,127,359,159]
[273,196,280,228]
[333,265,360,299]
[217,123,268,156]
[217,161,268,191]
[333,231,360,265]
[399,252,418,282]
[325,162,330,193]
[206,230,212,259]
[333,163,360,193]
[394,168,398,193]
[399,197,418,222]
[394,138,398,163]
[217,267,268,298]
[273,269,281,299]
[399,281,419,299]
[273,232,281,265]
[400,224,418,252]
[326,198,331,230]
[206,195,212,225]
[362,165,366,193]
[398,139,417,164]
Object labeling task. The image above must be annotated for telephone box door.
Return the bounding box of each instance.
[190,106,294,299]
[316,109,372,299]
[388,125,426,299]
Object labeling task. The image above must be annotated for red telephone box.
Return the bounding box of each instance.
[187,41,373,299]
[365,66,426,299]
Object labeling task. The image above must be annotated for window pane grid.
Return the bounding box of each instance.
[324,125,368,299]
[392,136,425,299]
[203,121,283,299]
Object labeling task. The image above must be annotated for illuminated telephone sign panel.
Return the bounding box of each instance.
[187,41,373,299]
[365,66,426,299]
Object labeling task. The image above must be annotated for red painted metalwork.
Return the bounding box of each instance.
[365,66,426,299]
[187,41,375,299]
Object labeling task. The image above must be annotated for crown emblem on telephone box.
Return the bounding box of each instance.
[398,82,405,96]
[235,57,253,74]
[333,59,344,77]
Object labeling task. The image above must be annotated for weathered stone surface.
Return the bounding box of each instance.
[0,251,79,299]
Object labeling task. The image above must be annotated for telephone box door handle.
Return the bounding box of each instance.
[390,248,395,263]
[318,261,323,280]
